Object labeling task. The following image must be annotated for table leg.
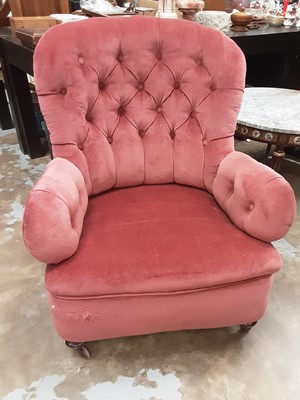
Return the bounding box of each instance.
[271,147,285,172]
[266,143,272,157]
[0,79,13,130]
[0,56,45,158]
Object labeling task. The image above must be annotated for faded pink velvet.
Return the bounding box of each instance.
[22,17,297,342]
[46,185,281,297]
[23,158,88,263]
[49,275,273,342]
[213,152,296,242]
[34,16,245,195]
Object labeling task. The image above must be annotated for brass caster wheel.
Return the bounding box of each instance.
[239,321,257,332]
[65,340,91,359]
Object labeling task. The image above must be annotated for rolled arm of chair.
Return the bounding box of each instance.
[212,151,296,242]
[23,158,88,264]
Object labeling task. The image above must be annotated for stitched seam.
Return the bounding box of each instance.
[51,274,272,301]
[264,176,283,185]
[32,188,72,209]
[224,188,235,213]
[30,189,81,238]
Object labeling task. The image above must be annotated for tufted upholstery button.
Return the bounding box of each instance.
[157,105,162,113]
[60,88,67,95]
[118,106,125,115]
[99,81,105,90]
[203,139,208,146]
[139,130,145,137]
[190,111,196,118]
[78,143,84,150]
[117,53,123,63]
[170,130,176,139]
[86,114,92,122]
[78,56,84,65]
[107,135,113,144]
[157,53,162,61]
[137,82,144,90]
[210,83,217,91]
[197,59,202,66]
[174,82,181,89]
[249,203,255,211]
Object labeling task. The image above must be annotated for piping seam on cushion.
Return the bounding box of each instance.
[51,274,272,301]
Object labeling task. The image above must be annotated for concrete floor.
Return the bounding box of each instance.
[0,130,299,400]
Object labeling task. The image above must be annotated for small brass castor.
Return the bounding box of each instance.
[239,321,257,332]
[65,340,91,359]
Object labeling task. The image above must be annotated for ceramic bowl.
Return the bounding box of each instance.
[266,15,284,27]
[244,7,264,18]
[177,0,204,9]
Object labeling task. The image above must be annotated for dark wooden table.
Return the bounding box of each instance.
[1,24,300,159]
[229,25,300,90]
[235,87,300,171]
[0,28,46,158]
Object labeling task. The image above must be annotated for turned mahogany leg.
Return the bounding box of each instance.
[271,148,285,172]
[239,321,257,332]
[266,143,272,157]
[178,8,199,21]
[65,341,91,359]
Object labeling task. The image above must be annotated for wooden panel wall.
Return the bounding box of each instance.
[9,0,70,16]
[0,0,10,26]
[204,0,226,11]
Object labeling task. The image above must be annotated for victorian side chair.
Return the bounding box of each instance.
[22,16,296,358]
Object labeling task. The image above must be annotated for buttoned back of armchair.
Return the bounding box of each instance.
[34,16,245,196]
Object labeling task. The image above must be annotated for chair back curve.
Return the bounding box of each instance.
[34,16,246,196]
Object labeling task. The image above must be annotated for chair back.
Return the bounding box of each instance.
[34,16,246,196]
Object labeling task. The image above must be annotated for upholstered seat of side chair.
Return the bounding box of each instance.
[22,16,296,356]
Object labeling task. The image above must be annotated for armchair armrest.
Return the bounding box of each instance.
[22,158,88,264]
[212,151,296,242]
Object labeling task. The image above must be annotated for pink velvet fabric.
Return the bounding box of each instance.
[46,185,281,297]
[23,158,88,263]
[22,17,297,342]
[213,152,296,242]
[49,275,273,342]
[34,16,245,195]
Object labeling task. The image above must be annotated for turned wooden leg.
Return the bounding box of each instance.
[271,148,285,172]
[178,8,199,21]
[239,321,257,332]
[65,341,91,359]
[266,143,272,156]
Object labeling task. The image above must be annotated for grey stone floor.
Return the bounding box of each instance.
[0,130,299,400]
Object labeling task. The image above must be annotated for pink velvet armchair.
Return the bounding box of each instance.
[22,16,296,358]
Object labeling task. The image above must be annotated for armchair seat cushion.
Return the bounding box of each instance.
[46,184,281,298]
